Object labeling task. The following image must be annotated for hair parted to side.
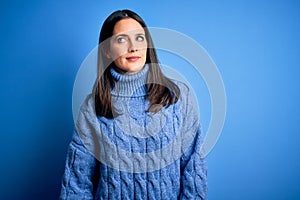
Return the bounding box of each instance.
[93,9,180,118]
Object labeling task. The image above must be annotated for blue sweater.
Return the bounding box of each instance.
[60,65,207,199]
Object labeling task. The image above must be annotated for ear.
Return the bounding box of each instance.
[101,45,111,59]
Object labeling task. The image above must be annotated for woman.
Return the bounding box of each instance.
[60,9,207,199]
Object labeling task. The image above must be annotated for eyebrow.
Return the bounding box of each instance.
[114,33,145,37]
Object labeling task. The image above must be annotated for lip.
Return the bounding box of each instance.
[126,56,140,62]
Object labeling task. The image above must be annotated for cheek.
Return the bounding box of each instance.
[110,45,127,59]
[142,49,147,59]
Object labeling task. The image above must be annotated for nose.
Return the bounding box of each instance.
[128,40,138,52]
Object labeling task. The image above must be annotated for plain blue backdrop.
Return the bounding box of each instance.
[1,0,300,199]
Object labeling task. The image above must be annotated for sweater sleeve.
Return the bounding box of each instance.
[59,130,99,200]
[178,84,208,199]
[180,126,208,199]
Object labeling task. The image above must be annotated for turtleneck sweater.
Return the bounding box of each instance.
[110,64,148,97]
[59,64,208,199]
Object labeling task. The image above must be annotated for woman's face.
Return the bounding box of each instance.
[107,18,147,74]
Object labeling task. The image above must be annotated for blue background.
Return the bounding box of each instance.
[1,0,300,199]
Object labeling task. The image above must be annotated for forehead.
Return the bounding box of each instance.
[113,18,145,35]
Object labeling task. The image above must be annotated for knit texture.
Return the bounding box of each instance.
[60,65,208,199]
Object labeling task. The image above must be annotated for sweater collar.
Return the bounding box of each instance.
[110,64,149,97]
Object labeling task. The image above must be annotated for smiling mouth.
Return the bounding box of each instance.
[126,56,140,62]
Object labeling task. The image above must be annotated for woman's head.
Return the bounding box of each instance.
[98,10,158,74]
[105,18,147,74]
[94,9,180,118]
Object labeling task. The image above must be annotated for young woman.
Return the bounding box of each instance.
[60,9,207,199]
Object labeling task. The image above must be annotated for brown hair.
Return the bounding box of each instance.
[93,9,180,118]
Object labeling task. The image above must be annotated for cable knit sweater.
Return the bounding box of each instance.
[60,64,207,199]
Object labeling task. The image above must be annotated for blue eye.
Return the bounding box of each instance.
[136,35,145,42]
[117,37,126,43]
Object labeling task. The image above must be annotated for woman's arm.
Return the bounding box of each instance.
[178,84,208,199]
[180,126,208,200]
[59,130,99,200]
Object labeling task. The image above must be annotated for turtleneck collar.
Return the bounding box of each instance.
[110,64,149,97]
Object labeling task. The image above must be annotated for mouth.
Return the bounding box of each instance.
[126,56,140,62]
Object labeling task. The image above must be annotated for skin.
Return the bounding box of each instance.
[106,18,147,74]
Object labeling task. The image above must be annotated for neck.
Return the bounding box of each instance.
[110,64,149,97]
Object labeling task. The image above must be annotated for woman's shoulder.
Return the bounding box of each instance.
[169,79,193,98]
[170,78,199,114]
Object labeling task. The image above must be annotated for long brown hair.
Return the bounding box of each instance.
[93,9,180,118]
